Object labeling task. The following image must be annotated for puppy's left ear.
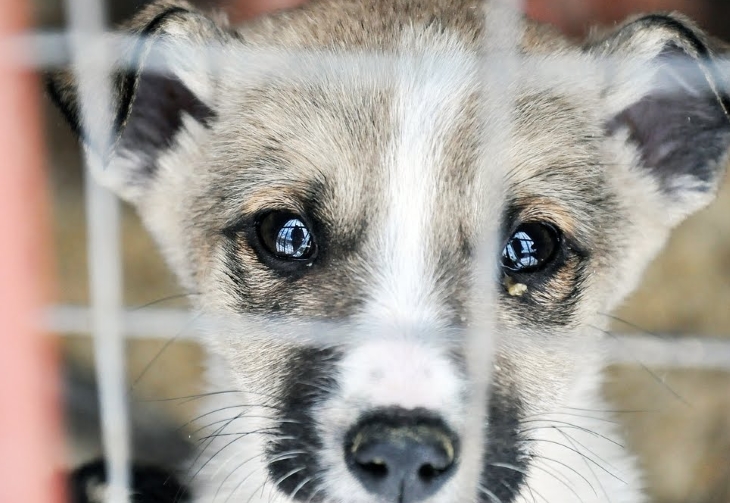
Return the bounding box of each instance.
[588,14,730,224]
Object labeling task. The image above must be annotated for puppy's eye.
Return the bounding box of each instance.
[258,212,317,261]
[501,222,559,272]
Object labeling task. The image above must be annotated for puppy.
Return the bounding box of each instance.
[49,1,730,502]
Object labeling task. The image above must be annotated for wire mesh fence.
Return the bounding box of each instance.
[2,0,730,502]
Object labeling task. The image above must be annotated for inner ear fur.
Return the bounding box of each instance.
[46,0,222,188]
[587,14,730,204]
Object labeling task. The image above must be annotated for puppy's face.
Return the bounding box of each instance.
[49,1,730,502]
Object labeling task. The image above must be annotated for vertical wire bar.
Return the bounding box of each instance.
[463,0,525,495]
[83,153,129,503]
[471,0,525,354]
[63,0,130,501]
[0,1,65,502]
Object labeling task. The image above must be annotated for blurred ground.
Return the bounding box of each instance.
[35,0,730,502]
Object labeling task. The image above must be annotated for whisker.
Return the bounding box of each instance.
[488,463,547,503]
[246,477,269,503]
[186,402,287,427]
[499,478,541,503]
[491,459,587,502]
[303,480,327,503]
[555,427,611,503]
[266,451,309,463]
[522,410,621,424]
[223,452,306,503]
[131,292,198,311]
[197,427,278,442]
[196,428,276,442]
[189,422,253,483]
[589,323,690,406]
[562,406,656,414]
[178,405,251,433]
[529,455,594,501]
[271,466,308,499]
[477,483,504,503]
[130,312,202,391]
[214,451,267,503]
[185,410,247,486]
[194,414,302,430]
[597,313,667,337]
[530,440,624,483]
[136,390,244,403]
[288,475,314,502]
[519,419,624,448]
[550,426,624,466]
[534,440,626,491]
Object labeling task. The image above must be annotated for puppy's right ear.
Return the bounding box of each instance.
[587,14,730,225]
[47,0,225,202]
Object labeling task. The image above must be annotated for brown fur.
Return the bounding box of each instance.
[48,2,730,502]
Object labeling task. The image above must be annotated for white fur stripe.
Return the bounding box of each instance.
[365,35,476,328]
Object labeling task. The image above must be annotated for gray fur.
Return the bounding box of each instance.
[49,1,730,502]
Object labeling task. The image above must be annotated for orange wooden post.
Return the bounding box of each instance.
[227,0,308,22]
[0,1,65,502]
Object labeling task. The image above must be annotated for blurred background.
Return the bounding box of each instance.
[32,0,730,501]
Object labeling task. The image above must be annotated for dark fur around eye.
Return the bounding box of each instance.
[221,210,320,275]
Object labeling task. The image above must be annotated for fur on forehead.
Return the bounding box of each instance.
[46,1,730,229]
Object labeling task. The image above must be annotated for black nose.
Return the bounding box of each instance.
[345,409,458,503]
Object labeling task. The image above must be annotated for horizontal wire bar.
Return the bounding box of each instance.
[47,305,198,340]
[605,335,730,369]
[3,29,730,95]
[46,304,730,370]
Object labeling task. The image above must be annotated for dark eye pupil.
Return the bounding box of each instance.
[259,212,316,261]
[501,222,558,272]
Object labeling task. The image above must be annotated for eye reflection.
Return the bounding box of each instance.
[258,211,317,262]
[275,218,313,258]
[501,222,558,272]
[503,231,539,269]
